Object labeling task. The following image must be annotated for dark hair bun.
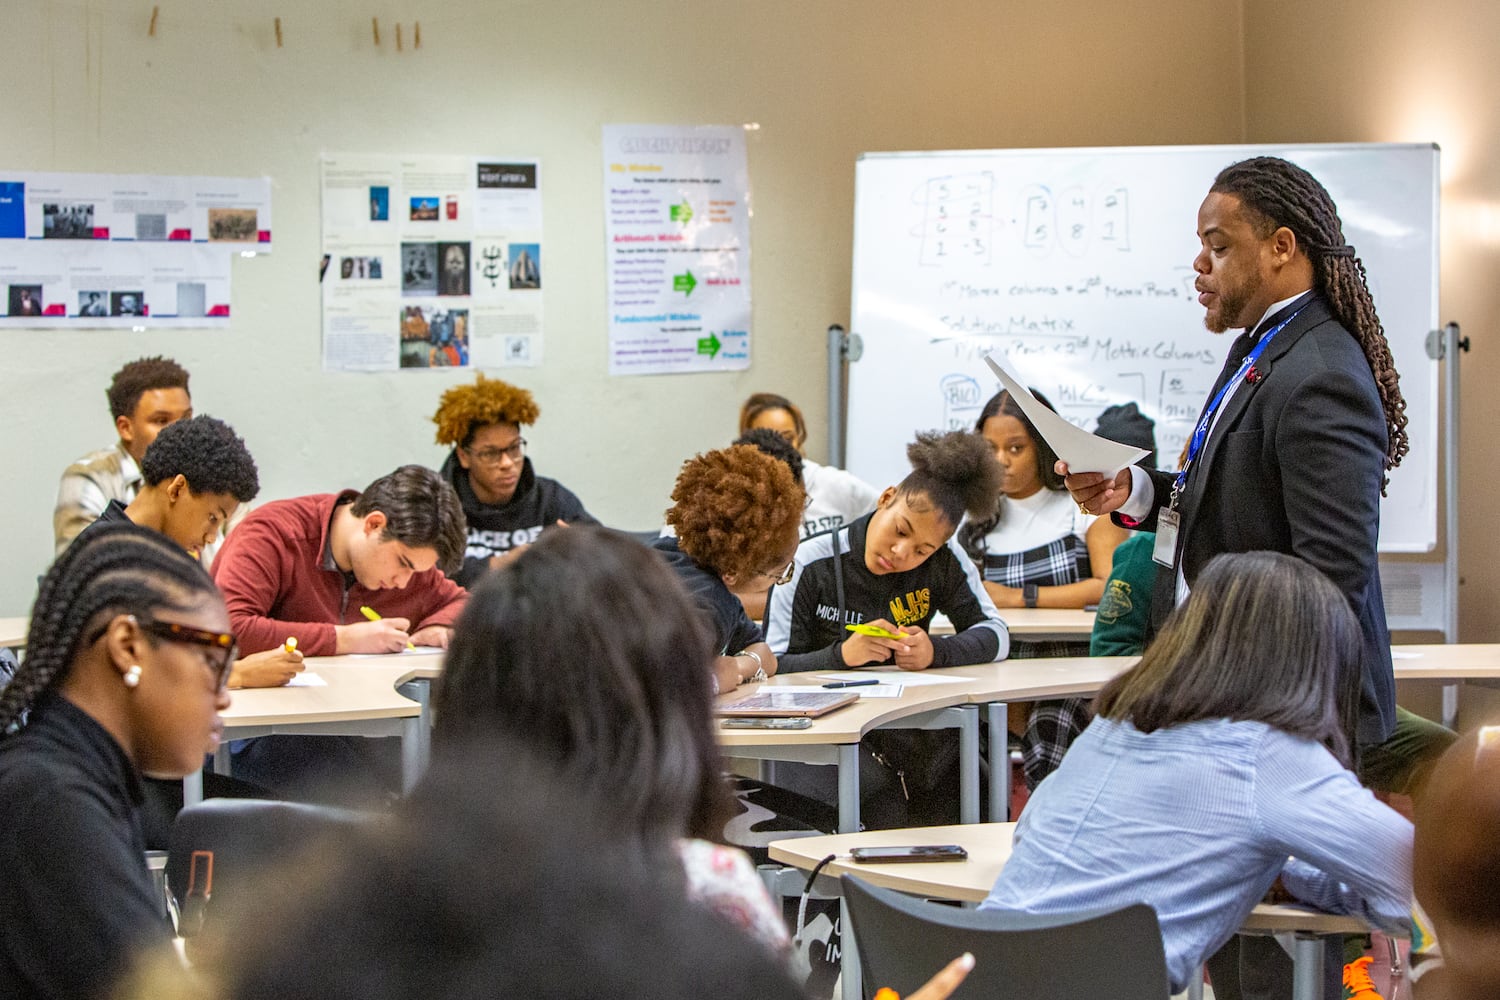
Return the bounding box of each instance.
[906,430,1003,519]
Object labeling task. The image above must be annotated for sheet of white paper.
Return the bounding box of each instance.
[762,682,904,699]
[814,671,969,686]
[1390,650,1423,659]
[345,645,445,659]
[984,355,1149,475]
[286,671,327,687]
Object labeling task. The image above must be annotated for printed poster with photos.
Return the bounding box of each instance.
[602,123,752,375]
[0,169,273,328]
[320,154,543,372]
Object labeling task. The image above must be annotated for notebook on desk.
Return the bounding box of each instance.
[716,690,859,718]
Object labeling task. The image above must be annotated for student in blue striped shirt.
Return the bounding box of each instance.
[982,550,1411,996]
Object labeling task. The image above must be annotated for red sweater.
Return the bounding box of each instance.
[209,491,468,655]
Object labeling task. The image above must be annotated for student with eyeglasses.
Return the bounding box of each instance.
[652,444,805,695]
[0,523,234,1000]
[431,374,596,587]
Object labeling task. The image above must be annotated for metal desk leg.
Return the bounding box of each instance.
[398,678,433,776]
[959,706,979,824]
[1186,966,1205,1000]
[182,769,204,807]
[987,701,1009,821]
[841,896,861,1000]
[1442,682,1459,730]
[838,742,861,833]
[213,745,232,776]
[1292,933,1323,1000]
[400,715,424,793]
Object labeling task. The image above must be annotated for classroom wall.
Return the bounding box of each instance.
[1241,0,1500,644]
[0,0,1246,614]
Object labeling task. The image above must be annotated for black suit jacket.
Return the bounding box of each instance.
[1127,293,1395,745]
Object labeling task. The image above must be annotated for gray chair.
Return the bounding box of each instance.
[841,874,1171,999]
[166,798,372,939]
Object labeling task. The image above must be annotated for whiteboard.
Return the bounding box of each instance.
[846,143,1439,552]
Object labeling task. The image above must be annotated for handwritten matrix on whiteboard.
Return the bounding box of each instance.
[918,173,994,266]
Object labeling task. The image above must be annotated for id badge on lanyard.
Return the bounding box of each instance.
[1153,506,1180,568]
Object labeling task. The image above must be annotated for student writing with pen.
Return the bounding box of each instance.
[208,466,467,804]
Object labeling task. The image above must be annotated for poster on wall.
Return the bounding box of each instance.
[0,169,272,327]
[601,124,752,375]
[320,154,543,373]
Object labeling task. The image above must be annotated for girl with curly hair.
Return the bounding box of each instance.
[653,444,806,696]
[431,375,596,587]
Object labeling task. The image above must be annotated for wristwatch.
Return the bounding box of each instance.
[1023,583,1039,609]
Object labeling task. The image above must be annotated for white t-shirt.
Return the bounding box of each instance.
[981,487,1094,556]
[799,459,879,539]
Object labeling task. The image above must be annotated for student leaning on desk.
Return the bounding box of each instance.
[68,415,302,689]
[209,465,468,655]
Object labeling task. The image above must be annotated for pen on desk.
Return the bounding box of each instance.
[1083,604,1099,612]
[359,605,415,650]
[282,636,298,655]
[823,679,881,689]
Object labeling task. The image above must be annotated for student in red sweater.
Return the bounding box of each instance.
[210,465,469,657]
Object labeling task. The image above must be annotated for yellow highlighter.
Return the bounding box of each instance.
[282,636,298,655]
[360,605,415,650]
[845,623,905,639]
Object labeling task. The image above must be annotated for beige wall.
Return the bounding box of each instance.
[0,0,1245,614]
[1243,0,1500,643]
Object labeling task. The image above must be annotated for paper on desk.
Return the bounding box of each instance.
[286,671,327,687]
[1391,650,1423,659]
[346,645,445,659]
[760,683,903,699]
[984,355,1149,476]
[816,671,968,687]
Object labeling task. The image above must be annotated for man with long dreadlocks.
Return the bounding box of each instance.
[1064,156,1451,999]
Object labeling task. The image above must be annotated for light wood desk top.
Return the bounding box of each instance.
[931,608,1096,639]
[0,617,28,648]
[221,651,443,728]
[769,823,1368,935]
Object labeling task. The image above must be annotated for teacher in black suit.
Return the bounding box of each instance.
[1065,157,1449,778]
[1066,155,1448,999]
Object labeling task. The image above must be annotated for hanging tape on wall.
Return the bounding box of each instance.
[414,21,421,48]
[396,23,403,51]
[372,17,380,46]
[148,5,158,36]
[274,17,283,48]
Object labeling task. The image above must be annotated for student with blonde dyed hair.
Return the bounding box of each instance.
[432,374,595,586]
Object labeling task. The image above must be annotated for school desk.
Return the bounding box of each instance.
[929,607,1097,640]
[769,823,1378,1000]
[189,652,443,805]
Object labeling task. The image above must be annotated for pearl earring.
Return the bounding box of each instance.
[123,665,142,689]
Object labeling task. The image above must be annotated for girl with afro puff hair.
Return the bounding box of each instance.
[766,430,1009,675]
[653,444,805,697]
[432,375,596,588]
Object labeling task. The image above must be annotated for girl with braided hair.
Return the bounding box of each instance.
[0,523,234,999]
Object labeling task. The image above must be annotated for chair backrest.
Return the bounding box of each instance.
[166,798,372,938]
[841,875,1171,1000]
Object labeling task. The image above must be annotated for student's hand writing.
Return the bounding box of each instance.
[229,647,304,688]
[335,617,412,654]
[891,625,934,671]
[409,624,454,649]
[840,618,904,667]
[1057,461,1132,517]
[906,953,976,1000]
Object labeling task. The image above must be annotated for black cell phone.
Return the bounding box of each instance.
[720,717,814,730]
[849,844,969,863]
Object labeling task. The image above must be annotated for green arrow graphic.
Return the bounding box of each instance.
[696,332,721,359]
[670,199,693,223]
[673,270,697,295]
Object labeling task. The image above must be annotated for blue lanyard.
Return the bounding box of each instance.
[1173,305,1305,494]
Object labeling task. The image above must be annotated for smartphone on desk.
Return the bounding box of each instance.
[850,844,968,863]
[721,717,814,730]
